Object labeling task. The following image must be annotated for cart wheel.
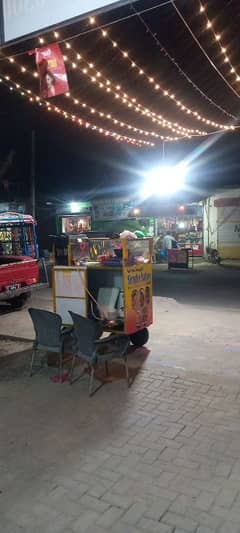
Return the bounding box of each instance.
[130,328,149,347]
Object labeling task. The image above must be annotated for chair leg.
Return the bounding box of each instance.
[59,352,63,383]
[89,366,95,396]
[70,355,76,385]
[105,360,109,377]
[124,358,130,387]
[30,349,36,376]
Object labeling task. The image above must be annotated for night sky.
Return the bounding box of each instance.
[0,0,240,209]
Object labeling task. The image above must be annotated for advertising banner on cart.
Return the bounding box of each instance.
[1,0,136,44]
[35,44,69,98]
[123,263,153,335]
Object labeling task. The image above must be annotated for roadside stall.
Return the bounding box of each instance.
[52,233,153,346]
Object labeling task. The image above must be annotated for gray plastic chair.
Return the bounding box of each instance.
[69,311,130,396]
[28,308,72,381]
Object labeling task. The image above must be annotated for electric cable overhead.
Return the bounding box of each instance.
[0,0,173,57]
[4,54,193,140]
[0,72,153,147]
[198,1,240,89]
[171,0,240,100]
[129,1,236,120]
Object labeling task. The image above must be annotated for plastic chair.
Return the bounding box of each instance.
[28,308,72,382]
[69,311,130,396]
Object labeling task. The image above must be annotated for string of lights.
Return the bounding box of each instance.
[5,28,234,136]
[0,0,174,58]
[78,24,236,129]
[63,53,199,138]
[171,1,240,100]
[129,1,236,120]
[4,54,188,142]
[6,43,205,138]
[0,72,154,147]
[198,1,240,90]
[59,42,211,136]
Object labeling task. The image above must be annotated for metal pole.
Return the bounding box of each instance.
[162,140,165,161]
[31,130,36,218]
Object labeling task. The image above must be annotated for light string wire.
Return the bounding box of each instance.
[97,27,234,130]
[2,3,235,131]
[3,54,188,141]
[128,1,236,120]
[198,1,240,90]
[63,52,197,139]
[60,47,205,137]
[1,67,238,148]
[8,38,202,138]
[0,72,153,147]
[171,0,240,100]
[0,0,173,57]
[62,39,229,135]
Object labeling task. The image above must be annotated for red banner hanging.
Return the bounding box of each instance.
[35,43,69,99]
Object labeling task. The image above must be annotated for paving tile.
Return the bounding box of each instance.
[3,358,240,533]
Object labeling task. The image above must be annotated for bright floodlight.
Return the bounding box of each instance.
[142,164,187,198]
[70,201,80,213]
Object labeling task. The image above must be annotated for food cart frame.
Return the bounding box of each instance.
[52,235,153,346]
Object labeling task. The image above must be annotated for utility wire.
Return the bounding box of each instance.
[130,2,236,119]
[0,0,173,58]
[171,0,240,100]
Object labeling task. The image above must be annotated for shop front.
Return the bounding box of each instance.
[56,201,92,236]
[156,204,203,257]
[92,197,155,237]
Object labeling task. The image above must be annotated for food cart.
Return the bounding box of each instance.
[52,233,153,346]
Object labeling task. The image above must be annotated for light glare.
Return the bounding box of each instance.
[142,164,187,197]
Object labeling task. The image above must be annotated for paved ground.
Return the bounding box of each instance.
[1,264,240,532]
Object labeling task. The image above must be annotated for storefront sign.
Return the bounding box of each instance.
[35,44,69,98]
[93,198,133,220]
[168,249,188,269]
[123,263,153,335]
[1,1,136,43]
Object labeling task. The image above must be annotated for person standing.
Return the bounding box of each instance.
[163,231,179,251]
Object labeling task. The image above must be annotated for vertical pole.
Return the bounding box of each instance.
[31,130,36,218]
[0,0,4,47]
[162,140,165,162]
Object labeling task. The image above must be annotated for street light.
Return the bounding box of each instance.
[133,208,140,216]
[142,164,187,198]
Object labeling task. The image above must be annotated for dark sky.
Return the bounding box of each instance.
[0,0,240,208]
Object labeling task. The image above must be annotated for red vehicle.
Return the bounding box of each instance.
[0,213,39,309]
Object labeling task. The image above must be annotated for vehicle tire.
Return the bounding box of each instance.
[130,328,149,347]
[10,293,30,310]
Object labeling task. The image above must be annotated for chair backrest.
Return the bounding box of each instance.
[29,308,63,349]
[69,311,102,362]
